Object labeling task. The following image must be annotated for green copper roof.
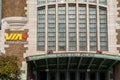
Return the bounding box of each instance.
[27,53,120,61]
[27,53,120,71]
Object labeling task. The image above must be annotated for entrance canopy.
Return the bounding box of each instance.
[26,53,120,72]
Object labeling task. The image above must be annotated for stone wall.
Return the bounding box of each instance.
[117,0,120,17]
[1,0,27,67]
[2,0,26,18]
[4,29,28,66]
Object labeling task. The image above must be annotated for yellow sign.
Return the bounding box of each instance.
[5,33,28,41]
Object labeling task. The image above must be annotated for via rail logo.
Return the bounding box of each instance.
[5,33,28,41]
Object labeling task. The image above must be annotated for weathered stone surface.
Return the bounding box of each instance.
[117,0,120,17]
[2,0,26,18]
[116,29,120,44]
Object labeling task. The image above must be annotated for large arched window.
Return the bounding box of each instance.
[37,0,108,51]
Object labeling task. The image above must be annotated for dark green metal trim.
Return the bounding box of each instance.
[27,53,120,72]
[67,57,71,71]
[76,72,79,80]
[56,71,60,80]
[96,71,99,80]
[45,59,49,69]
[57,58,59,70]
[98,59,106,70]
[88,58,94,69]
[33,61,37,68]
[85,72,90,80]
[66,72,69,80]
[105,71,110,80]
[38,69,108,72]
[47,72,49,80]
[77,57,83,70]
[107,60,118,70]
[39,63,77,67]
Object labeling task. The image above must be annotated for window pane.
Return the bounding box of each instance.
[47,5,56,50]
[58,5,66,51]
[89,6,97,51]
[38,0,45,4]
[48,0,56,3]
[78,0,86,2]
[37,2,108,52]
[99,0,107,5]
[37,7,45,50]
[88,0,96,3]
[99,7,108,51]
[68,4,77,51]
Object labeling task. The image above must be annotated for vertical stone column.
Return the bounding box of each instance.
[1,0,27,65]
[25,0,38,56]
[107,0,118,54]
[1,1,27,80]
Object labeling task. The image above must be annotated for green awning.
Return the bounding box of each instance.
[26,53,120,71]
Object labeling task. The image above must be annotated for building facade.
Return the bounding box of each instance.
[1,0,120,80]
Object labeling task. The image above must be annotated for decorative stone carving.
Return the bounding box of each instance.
[2,17,27,29]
